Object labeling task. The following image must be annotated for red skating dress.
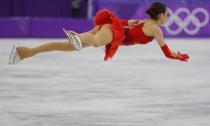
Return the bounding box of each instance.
[94,9,153,61]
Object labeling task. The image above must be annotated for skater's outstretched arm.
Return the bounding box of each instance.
[152,26,189,62]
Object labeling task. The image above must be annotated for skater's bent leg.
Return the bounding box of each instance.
[78,24,113,47]
[17,42,90,59]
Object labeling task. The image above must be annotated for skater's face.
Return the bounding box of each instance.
[159,8,168,24]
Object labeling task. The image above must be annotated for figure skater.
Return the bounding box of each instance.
[9,2,189,65]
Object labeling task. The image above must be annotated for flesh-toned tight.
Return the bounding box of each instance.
[17,24,113,59]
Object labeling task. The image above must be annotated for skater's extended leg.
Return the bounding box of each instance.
[17,42,90,59]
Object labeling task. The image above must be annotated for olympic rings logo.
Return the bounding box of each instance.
[163,8,209,35]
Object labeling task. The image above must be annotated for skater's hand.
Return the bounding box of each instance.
[176,51,189,62]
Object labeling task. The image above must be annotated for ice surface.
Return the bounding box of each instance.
[0,38,210,126]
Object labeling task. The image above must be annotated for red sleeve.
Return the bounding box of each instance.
[120,19,128,26]
[161,44,176,59]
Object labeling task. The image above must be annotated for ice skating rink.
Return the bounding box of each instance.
[0,38,210,126]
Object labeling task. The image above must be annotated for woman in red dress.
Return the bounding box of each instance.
[9,2,189,64]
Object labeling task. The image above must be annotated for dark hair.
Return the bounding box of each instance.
[146,2,167,20]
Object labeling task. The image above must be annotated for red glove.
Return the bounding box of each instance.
[176,51,189,62]
[161,44,189,62]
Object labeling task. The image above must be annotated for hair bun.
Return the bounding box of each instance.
[146,7,156,18]
[145,2,166,20]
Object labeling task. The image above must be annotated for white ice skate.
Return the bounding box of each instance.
[8,46,21,65]
[63,28,82,51]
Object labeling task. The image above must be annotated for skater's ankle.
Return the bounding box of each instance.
[16,47,33,59]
